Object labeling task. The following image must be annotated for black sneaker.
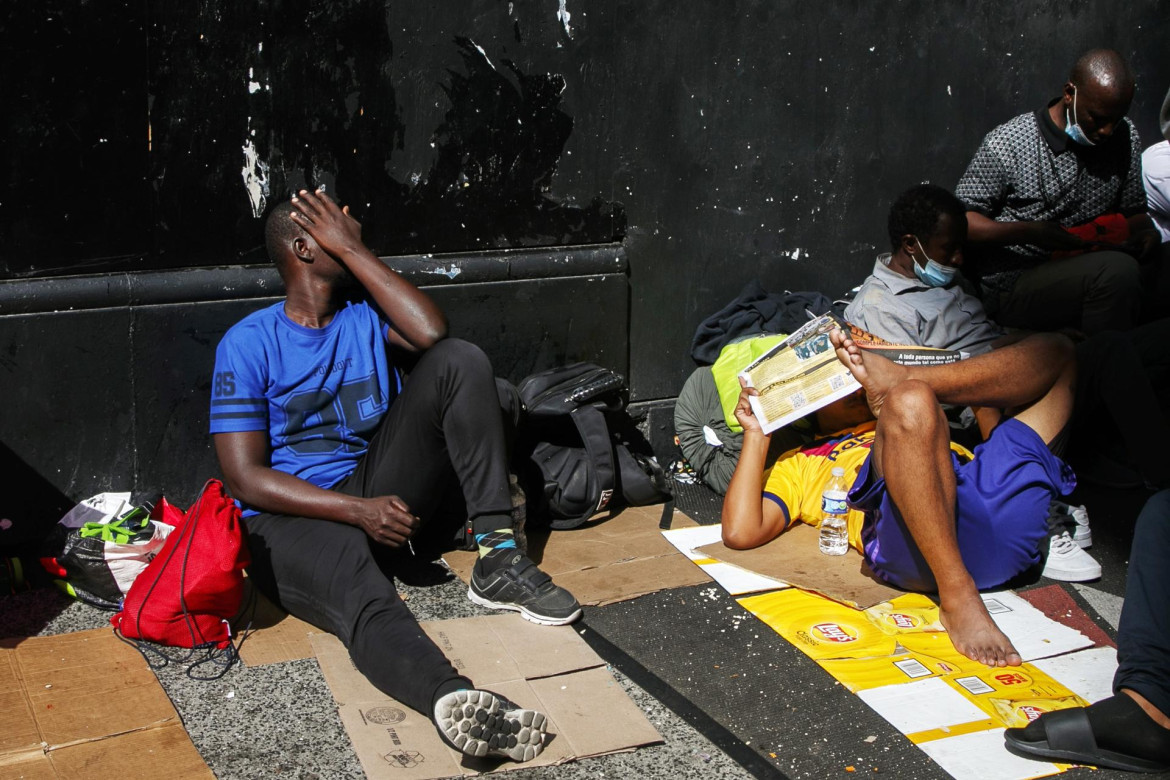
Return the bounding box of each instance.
[433,689,546,762]
[468,548,582,625]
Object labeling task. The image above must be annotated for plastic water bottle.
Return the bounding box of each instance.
[819,466,849,556]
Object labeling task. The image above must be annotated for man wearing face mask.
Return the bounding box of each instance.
[846,184,1007,357]
[955,48,1160,335]
[846,183,1170,498]
[845,185,1101,582]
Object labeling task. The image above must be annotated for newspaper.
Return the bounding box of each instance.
[740,313,966,434]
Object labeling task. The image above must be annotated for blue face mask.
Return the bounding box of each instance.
[912,238,958,288]
[1064,85,1096,146]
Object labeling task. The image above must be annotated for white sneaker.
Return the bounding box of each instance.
[1068,504,1092,548]
[1042,530,1101,582]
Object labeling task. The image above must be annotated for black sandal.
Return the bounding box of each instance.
[1004,699,1170,773]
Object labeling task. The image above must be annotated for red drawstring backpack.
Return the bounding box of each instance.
[112,479,249,653]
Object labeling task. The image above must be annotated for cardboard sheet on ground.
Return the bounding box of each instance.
[0,628,213,779]
[444,505,708,606]
[697,522,904,608]
[661,523,789,595]
[234,580,322,667]
[310,614,662,779]
[738,587,1103,780]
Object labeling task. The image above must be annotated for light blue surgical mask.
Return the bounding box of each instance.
[912,238,958,287]
[1064,85,1096,146]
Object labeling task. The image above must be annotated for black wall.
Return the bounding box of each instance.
[3,2,1169,505]
[2,1,625,277]
[0,248,629,507]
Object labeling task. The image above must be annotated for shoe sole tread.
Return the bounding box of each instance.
[436,690,546,762]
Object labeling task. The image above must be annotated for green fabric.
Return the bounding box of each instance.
[710,334,788,432]
[675,365,814,495]
[78,507,152,544]
[675,367,743,494]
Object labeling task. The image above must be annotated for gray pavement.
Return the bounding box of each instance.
[0,574,753,780]
[2,478,1167,779]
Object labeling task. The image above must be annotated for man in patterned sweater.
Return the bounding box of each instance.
[955,48,1161,334]
[209,188,579,761]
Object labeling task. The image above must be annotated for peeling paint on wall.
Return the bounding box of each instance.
[429,264,462,279]
[241,138,270,218]
[408,37,624,250]
[5,2,621,277]
[557,0,573,38]
[468,39,496,71]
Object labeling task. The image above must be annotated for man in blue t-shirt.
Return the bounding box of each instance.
[209,188,578,762]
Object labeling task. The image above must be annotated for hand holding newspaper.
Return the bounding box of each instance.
[739,313,966,434]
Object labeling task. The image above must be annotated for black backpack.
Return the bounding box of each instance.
[516,363,672,530]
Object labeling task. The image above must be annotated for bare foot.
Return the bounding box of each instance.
[828,328,908,418]
[939,594,1022,667]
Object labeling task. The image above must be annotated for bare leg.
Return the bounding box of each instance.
[873,381,1022,667]
[832,328,1077,666]
[830,329,1074,422]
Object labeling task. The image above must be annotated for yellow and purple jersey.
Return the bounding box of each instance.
[762,421,973,552]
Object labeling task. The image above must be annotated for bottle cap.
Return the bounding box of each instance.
[831,466,845,477]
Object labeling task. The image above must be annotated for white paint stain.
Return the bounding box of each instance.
[557,0,573,38]
[429,264,462,280]
[246,66,263,94]
[469,40,496,70]
[241,138,270,218]
[947,84,952,96]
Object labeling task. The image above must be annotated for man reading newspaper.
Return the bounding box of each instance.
[722,328,1077,667]
[739,312,965,434]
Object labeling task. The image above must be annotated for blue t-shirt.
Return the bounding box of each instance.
[209,301,400,510]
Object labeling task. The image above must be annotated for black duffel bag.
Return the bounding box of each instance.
[516,362,672,530]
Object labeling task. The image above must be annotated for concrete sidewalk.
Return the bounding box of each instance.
[0,573,754,780]
[1,479,1165,779]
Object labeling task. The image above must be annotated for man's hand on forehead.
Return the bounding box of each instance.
[289,187,364,257]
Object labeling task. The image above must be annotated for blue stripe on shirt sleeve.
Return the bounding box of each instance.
[209,396,267,433]
[210,397,266,427]
[210,411,266,420]
[761,491,793,528]
[211,398,266,407]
